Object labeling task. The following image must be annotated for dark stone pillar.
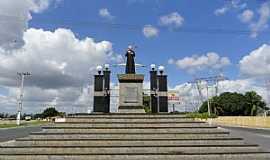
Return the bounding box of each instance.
[150,70,158,113]
[103,70,111,113]
[93,74,105,112]
[158,75,168,112]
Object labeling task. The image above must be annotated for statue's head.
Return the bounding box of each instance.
[128,45,133,49]
[127,46,135,55]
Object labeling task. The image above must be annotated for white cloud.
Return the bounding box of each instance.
[0,0,58,49]
[214,0,247,16]
[0,28,118,113]
[249,2,270,38]
[239,9,254,23]
[0,1,120,113]
[239,44,270,78]
[215,7,229,16]
[159,12,184,28]
[0,28,113,89]
[171,78,268,112]
[142,25,159,38]
[218,79,266,99]
[169,52,231,74]
[99,8,114,20]
[215,1,270,37]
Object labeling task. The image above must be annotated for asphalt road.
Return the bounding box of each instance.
[219,125,270,152]
[0,126,42,142]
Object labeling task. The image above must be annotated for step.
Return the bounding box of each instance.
[28,132,231,139]
[68,113,187,118]
[0,145,263,155]
[43,125,217,129]
[9,138,246,147]
[63,117,196,123]
[41,127,225,134]
[1,152,270,160]
[29,133,232,139]
[51,122,212,128]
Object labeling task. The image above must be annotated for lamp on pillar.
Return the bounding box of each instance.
[96,65,102,75]
[150,65,168,113]
[93,65,111,113]
[157,66,168,112]
[150,64,158,113]
[158,65,164,75]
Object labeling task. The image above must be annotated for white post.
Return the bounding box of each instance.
[17,74,24,126]
[16,72,30,125]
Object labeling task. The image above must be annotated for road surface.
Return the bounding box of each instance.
[0,126,41,142]
[220,125,270,152]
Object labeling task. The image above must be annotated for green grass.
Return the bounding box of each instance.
[0,120,49,128]
[186,112,218,119]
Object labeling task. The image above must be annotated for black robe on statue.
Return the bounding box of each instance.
[125,49,136,74]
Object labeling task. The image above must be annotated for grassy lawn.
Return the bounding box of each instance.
[0,120,49,129]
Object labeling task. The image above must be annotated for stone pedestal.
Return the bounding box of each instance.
[118,74,145,113]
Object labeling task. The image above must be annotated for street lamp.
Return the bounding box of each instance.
[96,65,102,75]
[104,64,110,71]
[150,64,156,71]
[158,65,165,75]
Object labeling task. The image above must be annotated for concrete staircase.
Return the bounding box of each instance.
[0,113,270,160]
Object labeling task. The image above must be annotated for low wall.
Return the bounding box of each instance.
[206,116,270,128]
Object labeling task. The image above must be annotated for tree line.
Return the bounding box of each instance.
[0,107,64,119]
[199,91,269,116]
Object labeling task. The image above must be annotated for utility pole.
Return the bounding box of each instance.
[265,80,270,116]
[188,74,227,114]
[17,72,31,125]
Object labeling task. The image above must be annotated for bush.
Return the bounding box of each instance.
[186,112,217,119]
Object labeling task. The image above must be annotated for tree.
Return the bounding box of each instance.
[244,91,266,116]
[42,107,59,118]
[143,95,151,113]
[199,91,267,116]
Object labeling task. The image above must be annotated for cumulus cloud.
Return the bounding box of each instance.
[214,7,230,16]
[249,2,270,38]
[169,52,231,74]
[0,28,117,113]
[99,8,114,20]
[0,0,58,49]
[0,28,113,89]
[219,79,266,99]
[238,9,254,23]
[239,44,270,78]
[214,0,270,37]
[142,25,159,38]
[171,78,268,112]
[214,0,247,16]
[0,1,121,113]
[215,1,270,37]
[159,12,184,28]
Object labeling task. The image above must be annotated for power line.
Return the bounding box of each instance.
[0,14,266,35]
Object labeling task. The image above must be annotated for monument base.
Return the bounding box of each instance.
[118,106,145,113]
[118,74,145,113]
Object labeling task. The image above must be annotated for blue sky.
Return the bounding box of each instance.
[28,0,270,85]
[1,0,270,113]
